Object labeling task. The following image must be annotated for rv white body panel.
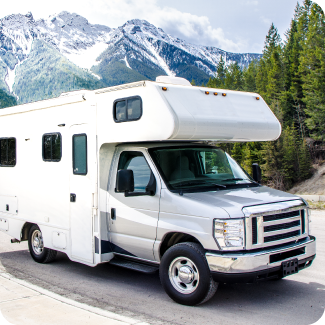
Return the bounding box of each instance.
[0,79,283,268]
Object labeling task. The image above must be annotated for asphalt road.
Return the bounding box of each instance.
[0,211,324,325]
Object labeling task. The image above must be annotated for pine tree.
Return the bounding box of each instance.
[224,62,244,91]
[231,143,243,165]
[299,3,325,140]
[215,56,226,88]
[243,60,257,92]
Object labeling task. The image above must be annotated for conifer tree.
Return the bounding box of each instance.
[215,56,226,88]
[225,62,244,91]
[299,3,325,140]
[243,60,257,92]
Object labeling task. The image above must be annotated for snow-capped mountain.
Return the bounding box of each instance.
[0,11,261,105]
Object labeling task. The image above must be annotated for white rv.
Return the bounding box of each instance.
[0,76,316,305]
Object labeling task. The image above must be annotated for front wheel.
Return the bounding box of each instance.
[28,225,57,263]
[159,242,218,306]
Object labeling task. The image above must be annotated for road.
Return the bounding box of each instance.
[0,211,324,325]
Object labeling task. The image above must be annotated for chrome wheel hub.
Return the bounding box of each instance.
[31,230,44,255]
[168,257,199,294]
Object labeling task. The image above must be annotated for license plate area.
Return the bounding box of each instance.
[282,258,298,277]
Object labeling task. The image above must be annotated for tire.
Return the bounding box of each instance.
[28,225,57,263]
[159,242,218,306]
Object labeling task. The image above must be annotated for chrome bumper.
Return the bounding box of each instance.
[206,236,316,274]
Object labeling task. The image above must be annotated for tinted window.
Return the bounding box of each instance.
[114,96,142,122]
[43,133,61,161]
[127,97,141,120]
[150,146,253,193]
[0,138,16,166]
[115,100,127,122]
[118,151,151,192]
[73,134,87,175]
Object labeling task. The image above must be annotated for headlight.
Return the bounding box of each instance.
[214,219,245,250]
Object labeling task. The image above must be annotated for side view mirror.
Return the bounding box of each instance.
[116,169,134,193]
[116,170,156,196]
[252,163,262,184]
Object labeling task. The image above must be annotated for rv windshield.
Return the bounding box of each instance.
[149,146,256,193]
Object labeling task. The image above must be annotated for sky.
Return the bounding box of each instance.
[1,0,324,54]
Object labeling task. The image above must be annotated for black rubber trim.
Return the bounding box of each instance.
[211,255,315,284]
[95,239,136,257]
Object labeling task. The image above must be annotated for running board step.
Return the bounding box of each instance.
[109,258,159,274]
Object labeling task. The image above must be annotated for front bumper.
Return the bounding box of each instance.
[205,236,316,282]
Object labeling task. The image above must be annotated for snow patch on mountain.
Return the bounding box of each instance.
[121,56,132,69]
[0,11,261,96]
[65,42,108,70]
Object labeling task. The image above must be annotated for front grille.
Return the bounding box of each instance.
[245,204,307,249]
[263,210,300,222]
[264,220,300,232]
[301,210,305,234]
[264,230,301,243]
[252,217,258,245]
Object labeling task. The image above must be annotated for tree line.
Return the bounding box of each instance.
[200,0,324,191]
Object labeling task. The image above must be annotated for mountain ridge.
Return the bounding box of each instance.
[0,11,262,106]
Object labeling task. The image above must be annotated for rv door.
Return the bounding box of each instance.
[69,124,95,264]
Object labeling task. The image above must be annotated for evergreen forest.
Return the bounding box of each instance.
[203,0,325,190]
[0,0,324,191]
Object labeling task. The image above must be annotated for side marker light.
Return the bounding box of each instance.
[162,87,167,91]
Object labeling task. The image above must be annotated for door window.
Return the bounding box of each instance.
[73,134,87,175]
[118,151,151,192]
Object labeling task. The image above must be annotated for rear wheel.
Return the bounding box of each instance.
[160,242,218,306]
[28,225,57,263]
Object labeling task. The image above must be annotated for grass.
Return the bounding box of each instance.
[306,200,325,210]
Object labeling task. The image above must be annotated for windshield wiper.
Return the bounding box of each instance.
[199,183,227,189]
[221,178,244,182]
[173,180,207,187]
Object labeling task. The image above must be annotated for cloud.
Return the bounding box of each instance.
[1,0,245,52]
[245,1,259,5]
[259,15,272,26]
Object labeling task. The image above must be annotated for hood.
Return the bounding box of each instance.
[184,185,302,219]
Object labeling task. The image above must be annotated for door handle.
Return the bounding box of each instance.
[70,194,76,202]
[111,208,116,220]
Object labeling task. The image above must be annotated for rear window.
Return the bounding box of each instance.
[113,96,142,122]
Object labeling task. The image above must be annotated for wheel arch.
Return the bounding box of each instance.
[159,232,203,259]
[20,222,36,241]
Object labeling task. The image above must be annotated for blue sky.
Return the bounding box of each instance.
[1,0,324,53]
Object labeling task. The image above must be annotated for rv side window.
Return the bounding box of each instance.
[113,96,142,122]
[0,138,16,167]
[42,133,62,162]
[73,134,87,175]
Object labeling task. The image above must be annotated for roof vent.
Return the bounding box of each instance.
[156,76,192,86]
